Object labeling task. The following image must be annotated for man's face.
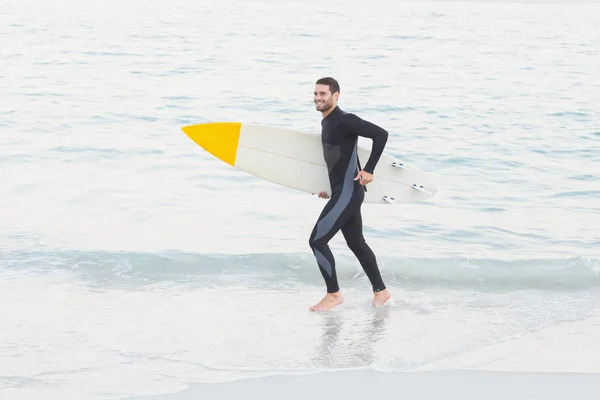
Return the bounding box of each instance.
[314,84,338,112]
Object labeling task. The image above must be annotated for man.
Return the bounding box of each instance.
[309,76,391,311]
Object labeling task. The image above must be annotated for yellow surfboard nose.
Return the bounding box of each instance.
[181,122,242,166]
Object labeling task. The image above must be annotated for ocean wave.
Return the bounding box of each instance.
[1,250,599,291]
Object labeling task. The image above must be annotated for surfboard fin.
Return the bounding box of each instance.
[391,161,404,168]
[411,184,431,194]
[382,195,396,204]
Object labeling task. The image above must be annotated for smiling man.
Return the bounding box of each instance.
[309,76,392,311]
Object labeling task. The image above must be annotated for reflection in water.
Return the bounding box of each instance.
[312,312,343,368]
[312,307,391,369]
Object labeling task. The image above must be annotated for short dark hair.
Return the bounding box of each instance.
[316,77,340,94]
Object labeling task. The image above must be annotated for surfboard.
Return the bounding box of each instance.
[181,122,437,204]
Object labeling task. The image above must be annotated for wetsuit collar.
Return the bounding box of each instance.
[322,105,341,120]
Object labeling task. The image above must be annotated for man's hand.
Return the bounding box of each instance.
[312,191,330,199]
[354,170,374,185]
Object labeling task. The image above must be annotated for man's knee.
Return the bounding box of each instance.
[309,235,327,251]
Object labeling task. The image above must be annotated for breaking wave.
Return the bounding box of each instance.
[2,249,600,291]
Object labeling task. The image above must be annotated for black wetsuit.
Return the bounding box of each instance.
[309,106,388,293]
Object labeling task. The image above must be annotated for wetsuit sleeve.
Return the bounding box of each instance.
[344,113,389,174]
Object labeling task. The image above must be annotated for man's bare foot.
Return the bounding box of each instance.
[309,292,343,311]
[372,289,391,307]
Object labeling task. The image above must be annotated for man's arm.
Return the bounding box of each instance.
[345,113,389,174]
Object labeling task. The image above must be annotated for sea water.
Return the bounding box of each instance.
[1,0,600,398]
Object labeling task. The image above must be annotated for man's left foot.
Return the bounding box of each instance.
[372,289,391,307]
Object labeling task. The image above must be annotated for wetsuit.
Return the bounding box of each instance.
[309,105,388,293]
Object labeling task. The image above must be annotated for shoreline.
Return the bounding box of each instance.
[126,369,600,400]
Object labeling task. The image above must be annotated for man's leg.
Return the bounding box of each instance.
[340,205,386,292]
[309,192,349,293]
[308,192,357,310]
[341,205,391,306]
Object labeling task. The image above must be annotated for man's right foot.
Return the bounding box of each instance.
[309,292,343,311]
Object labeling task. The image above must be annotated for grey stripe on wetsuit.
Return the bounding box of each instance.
[312,144,358,276]
[314,143,358,240]
[313,248,332,277]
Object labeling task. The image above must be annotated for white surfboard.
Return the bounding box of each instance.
[181,122,437,204]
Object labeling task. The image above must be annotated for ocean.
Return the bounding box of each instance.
[1,0,600,399]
